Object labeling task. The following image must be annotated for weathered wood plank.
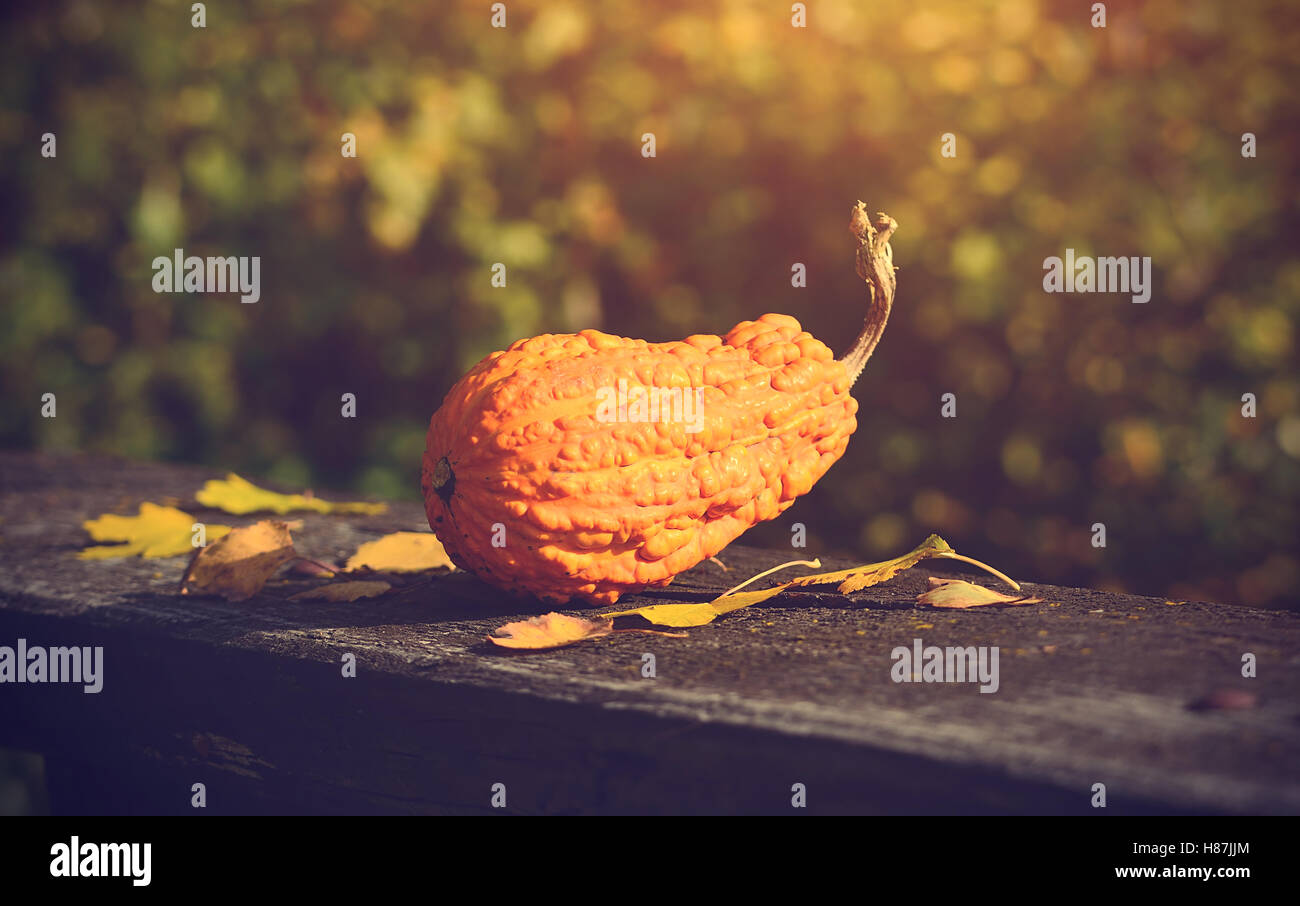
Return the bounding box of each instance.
[1,451,1297,814]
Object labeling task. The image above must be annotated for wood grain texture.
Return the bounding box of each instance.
[1,451,1297,815]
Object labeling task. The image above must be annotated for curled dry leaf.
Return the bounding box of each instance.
[488,612,614,650]
[288,580,392,602]
[180,520,298,601]
[917,577,1042,609]
[80,503,230,559]
[345,532,455,573]
[196,473,386,516]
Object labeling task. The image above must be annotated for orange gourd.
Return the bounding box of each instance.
[422,203,898,604]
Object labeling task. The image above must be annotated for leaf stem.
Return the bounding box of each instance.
[933,552,1021,591]
[718,558,822,599]
[290,556,338,577]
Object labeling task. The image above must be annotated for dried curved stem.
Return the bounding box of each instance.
[932,552,1022,591]
[838,201,898,387]
[716,558,822,599]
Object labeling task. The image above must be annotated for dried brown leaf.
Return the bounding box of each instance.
[180,521,297,601]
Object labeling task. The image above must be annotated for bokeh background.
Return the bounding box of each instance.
[2,0,1298,609]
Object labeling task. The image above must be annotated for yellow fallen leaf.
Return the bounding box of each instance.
[196,473,386,516]
[601,601,728,628]
[288,581,392,602]
[345,532,455,573]
[80,503,231,559]
[180,521,298,601]
[786,535,957,593]
[489,612,613,649]
[917,577,1041,609]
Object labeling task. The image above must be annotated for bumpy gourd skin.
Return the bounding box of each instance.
[422,313,857,604]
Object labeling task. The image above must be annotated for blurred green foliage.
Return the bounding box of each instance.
[2,0,1297,607]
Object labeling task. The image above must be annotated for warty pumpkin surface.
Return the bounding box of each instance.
[422,203,899,604]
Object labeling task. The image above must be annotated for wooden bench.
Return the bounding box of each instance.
[1,450,1296,814]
